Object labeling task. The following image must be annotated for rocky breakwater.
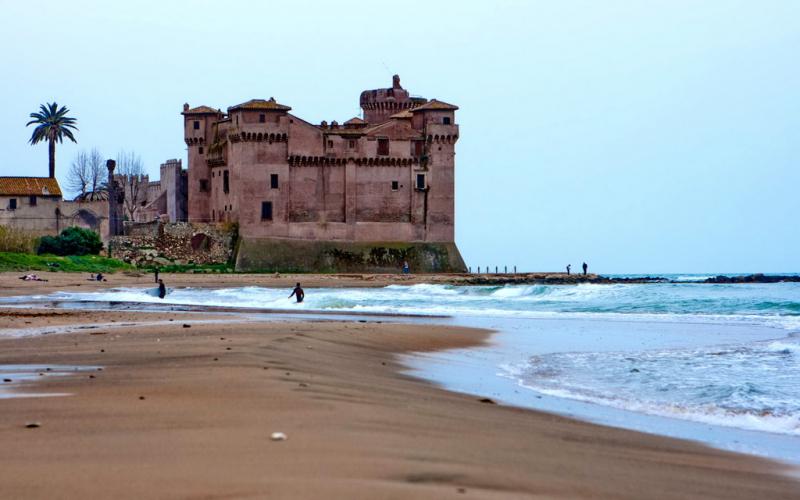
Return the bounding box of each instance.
[701,274,800,284]
[458,274,667,286]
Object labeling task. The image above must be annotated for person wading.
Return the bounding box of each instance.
[289,283,305,303]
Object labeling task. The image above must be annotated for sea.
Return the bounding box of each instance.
[2,274,800,463]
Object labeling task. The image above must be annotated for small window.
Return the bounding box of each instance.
[377,138,389,156]
[416,174,426,190]
[412,140,424,157]
[193,121,200,130]
[443,116,451,125]
[261,201,273,221]
[9,198,17,210]
[198,146,204,155]
[199,179,209,192]
[348,139,356,149]
[223,170,229,193]
[29,195,37,206]
[391,181,399,191]
[270,174,279,189]
[327,140,334,148]
[259,113,266,123]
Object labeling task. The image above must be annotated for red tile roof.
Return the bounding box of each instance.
[229,98,291,112]
[344,117,366,125]
[182,105,222,115]
[0,177,62,197]
[410,99,459,111]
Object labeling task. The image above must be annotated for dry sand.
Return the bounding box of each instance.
[0,274,798,499]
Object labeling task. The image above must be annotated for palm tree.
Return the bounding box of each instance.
[26,102,78,178]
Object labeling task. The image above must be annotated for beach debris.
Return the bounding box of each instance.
[90,331,107,335]
[457,488,466,494]
[381,362,386,366]
[213,358,219,361]
[182,324,191,328]
[88,375,95,379]
[3,378,11,382]
[100,349,105,353]
[270,432,287,441]
[479,398,496,404]
[139,396,146,400]
[97,368,103,371]
[299,383,308,387]
[25,422,41,428]
[45,367,51,371]
[220,337,225,340]
[226,347,232,350]
[263,367,269,370]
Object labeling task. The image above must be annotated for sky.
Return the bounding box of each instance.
[0,0,798,273]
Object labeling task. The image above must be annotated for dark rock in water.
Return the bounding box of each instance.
[630,368,640,373]
[479,398,496,404]
[703,274,800,284]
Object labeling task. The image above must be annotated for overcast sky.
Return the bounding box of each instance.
[1,0,798,273]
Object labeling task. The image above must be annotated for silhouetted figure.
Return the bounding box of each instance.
[158,279,166,299]
[582,262,588,275]
[154,268,159,283]
[402,261,410,274]
[566,264,571,275]
[289,283,305,303]
[96,273,104,282]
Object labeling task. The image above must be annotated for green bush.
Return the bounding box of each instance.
[0,226,37,253]
[37,227,103,256]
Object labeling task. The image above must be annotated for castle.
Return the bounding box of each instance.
[182,76,465,272]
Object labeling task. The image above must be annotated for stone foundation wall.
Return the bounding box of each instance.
[235,238,466,273]
[110,222,235,266]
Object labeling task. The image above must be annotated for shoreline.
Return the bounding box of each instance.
[0,306,799,498]
[3,270,799,300]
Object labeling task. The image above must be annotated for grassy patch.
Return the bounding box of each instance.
[139,262,235,274]
[0,252,133,273]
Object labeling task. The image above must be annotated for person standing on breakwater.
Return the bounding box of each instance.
[158,279,167,299]
[402,261,410,274]
[582,262,588,275]
[289,283,305,303]
[566,264,571,275]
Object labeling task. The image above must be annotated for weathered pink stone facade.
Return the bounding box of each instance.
[183,76,459,245]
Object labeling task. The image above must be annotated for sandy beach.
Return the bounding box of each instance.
[1,274,799,499]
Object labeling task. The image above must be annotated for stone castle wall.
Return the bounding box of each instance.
[110,221,235,266]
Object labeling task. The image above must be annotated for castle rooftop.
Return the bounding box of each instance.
[410,99,459,111]
[0,177,62,197]
[228,98,291,112]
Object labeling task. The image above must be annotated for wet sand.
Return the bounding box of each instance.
[0,276,799,498]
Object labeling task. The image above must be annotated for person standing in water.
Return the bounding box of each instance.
[158,279,167,299]
[289,283,304,303]
[582,262,588,275]
[566,264,571,275]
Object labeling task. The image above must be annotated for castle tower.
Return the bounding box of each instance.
[183,104,224,222]
[359,75,427,124]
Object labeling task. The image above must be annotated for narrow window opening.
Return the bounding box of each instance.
[443,116,451,125]
[29,195,37,206]
[377,138,389,156]
[391,181,399,191]
[198,146,204,155]
[416,174,426,190]
[327,139,334,148]
[270,174,279,189]
[348,139,356,149]
[199,180,209,192]
[223,170,229,194]
[9,198,17,210]
[261,201,273,221]
[193,120,200,130]
[259,113,266,123]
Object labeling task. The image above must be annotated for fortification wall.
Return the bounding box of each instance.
[235,237,466,273]
[110,222,235,266]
